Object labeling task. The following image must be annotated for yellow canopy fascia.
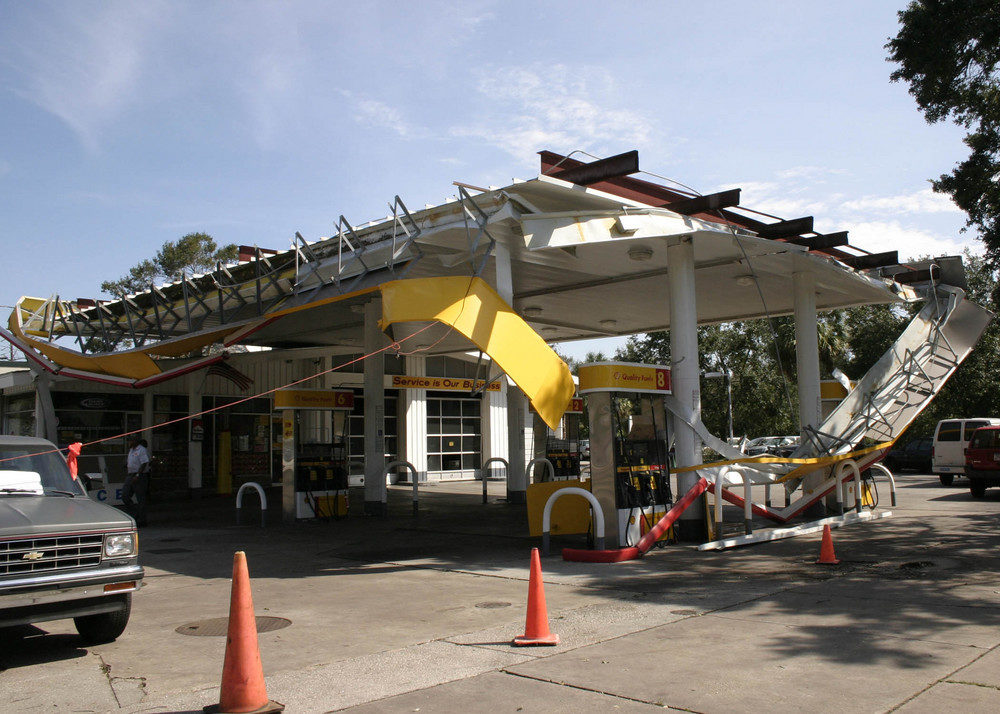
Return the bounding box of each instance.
[8,278,575,430]
[379,276,574,430]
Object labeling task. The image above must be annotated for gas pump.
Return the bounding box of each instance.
[542,397,585,480]
[276,388,354,521]
[579,362,673,548]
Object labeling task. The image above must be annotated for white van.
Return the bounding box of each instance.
[932,418,1000,485]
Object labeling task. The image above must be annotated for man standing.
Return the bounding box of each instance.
[122,436,151,527]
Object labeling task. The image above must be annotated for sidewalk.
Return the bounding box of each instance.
[3,476,1000,712]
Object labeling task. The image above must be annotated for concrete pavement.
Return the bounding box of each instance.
[2,474,1000,712]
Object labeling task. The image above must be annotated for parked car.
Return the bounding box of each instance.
[745,436,798,457]
[773,437,800,458]
[964,425,1000,497]
[883,437,933,473]
[0,436,143,643]
[932,418,1000,485]
[579,439,590,460]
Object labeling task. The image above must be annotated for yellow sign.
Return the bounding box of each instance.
[390,375,501,392]
[530,396,584,416]
[274,389,355,410]
[820,379,854,400]
[578,362,671,395]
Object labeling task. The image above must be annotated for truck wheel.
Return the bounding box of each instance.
[939,474,954,487]
[970,479,987,498]
[74,594,131,644]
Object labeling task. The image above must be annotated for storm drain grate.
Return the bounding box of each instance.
[175,616,291,637]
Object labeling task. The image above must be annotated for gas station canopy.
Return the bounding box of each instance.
[4,150,922,424]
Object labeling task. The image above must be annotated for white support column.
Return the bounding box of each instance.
[532,413,548,461]
[667,234,706,542]
[482,383,508,469]
[793,264,822,432]
[187,385,203,495]
[404,355,428,484]
[31,369,57,443]
[506,385,526,502]
[494,238,526,502]
[794,261,825,514]
[364,298,387,515]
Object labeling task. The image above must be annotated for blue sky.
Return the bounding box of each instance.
[0,1,977,360]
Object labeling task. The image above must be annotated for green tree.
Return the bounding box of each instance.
[101,232,238,297]
[887,0,1000,262]
[615,322,801,440]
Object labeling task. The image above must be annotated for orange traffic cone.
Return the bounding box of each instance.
[204,552,284,713]
[513,548,560,646]
[816,524,840,565]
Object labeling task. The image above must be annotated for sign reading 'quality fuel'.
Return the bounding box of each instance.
[577,362,671,395]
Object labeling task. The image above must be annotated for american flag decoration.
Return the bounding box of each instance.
[206,360,254,391]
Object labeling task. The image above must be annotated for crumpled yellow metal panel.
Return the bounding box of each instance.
[379,276,574,430]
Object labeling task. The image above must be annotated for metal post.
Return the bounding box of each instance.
[384,461,419,516]
[726,371,734,442]
[834,465,845,516]
[714,471,724,537]
[743,475,753,536]
[668,234,706,542]
[281,408,295,522]
[363,298,387,516]
[481,457,509,504]
[188,386,203,498]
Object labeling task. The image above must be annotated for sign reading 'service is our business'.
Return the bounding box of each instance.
[391,376,502,392]
[577,362,672,395]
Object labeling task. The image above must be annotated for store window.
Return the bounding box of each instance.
[205,396,272,490]
[3,394,35,437]
[426,392,481,475]
[151,395,190,489]
[347,392,399,470]
[51,392,143,479]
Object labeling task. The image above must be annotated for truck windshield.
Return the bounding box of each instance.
[0,447,84,495]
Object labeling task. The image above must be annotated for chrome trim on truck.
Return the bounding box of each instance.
[0,564,144,607]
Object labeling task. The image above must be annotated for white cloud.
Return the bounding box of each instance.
[837,220,978,261]
[776,166,846,180]
[451,65,655,165]
[718,173,976,259]
[4,3,169,153]
[721,181,829,218]
[340,91,417,139]
[840,188,960,214]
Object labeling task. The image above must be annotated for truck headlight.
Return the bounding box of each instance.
[104,533,136,558]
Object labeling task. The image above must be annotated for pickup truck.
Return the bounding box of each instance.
[0,435,142,643]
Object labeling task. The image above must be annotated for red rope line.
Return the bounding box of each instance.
[0,321,443,466]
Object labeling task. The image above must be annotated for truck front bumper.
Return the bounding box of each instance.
[0,564,144,610]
